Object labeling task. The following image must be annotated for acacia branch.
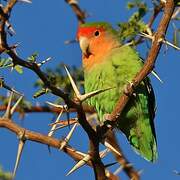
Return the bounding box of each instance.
[107,0,175,123]
[0,1,106,179]
[0,118,118,179]
[0,104,95,114]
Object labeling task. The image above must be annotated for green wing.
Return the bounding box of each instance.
[119,78,157,162]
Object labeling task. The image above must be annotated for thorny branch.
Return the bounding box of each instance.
[104,0,175,124]
[0,104,95,114]
[65,0,86,24]
[0,1,106,179]
[0,118,117,179]
[0,0,176,180]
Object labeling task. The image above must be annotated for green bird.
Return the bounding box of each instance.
[76,22,157,162]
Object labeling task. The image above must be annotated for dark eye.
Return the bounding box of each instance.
[94,30,100,37]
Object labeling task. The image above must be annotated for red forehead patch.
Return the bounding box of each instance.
[76,26,104,40]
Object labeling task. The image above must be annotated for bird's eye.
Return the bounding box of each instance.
[94,30,100,37]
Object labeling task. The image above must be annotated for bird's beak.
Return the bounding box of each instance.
[79,37,91,58]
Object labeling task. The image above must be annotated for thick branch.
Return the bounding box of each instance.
[0,1,105,177]
[0,118,117,179]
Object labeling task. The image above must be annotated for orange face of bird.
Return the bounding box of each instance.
[77,26,118,71]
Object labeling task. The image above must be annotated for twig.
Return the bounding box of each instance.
[65,0,86,24]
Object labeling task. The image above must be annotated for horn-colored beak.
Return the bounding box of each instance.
[79,37,91,58]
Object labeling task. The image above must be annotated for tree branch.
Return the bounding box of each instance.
[106,0,175,124]
[0,1,106,179]
[0,118,118,179]
[65,0,86,24]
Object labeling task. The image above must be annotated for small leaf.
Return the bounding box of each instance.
[0,58,12,68]
[33,88,49,98]
[14,65,23,74]
[27,52,38,62]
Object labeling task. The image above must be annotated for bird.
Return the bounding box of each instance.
[76,22,157,162]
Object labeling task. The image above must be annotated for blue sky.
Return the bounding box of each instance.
[0,1,180,180]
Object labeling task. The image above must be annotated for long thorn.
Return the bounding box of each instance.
[59,123,78,150]
[3,91,13,118]
[17,0,32,3]
[48,109,63,137]
[103,141,122,156]
[64,66,81,97]
[37,57,52,67]
[151,70,163,83]
[140,32,180,50]
[66,149,109,176]
[46,101,67,109]
[3,83,22,96]
[114,166,123,175]
[66,154,91,176]
[13,131,26,179]
[99,148,110,159]
[10,95,23,115]
[79,87,115,102]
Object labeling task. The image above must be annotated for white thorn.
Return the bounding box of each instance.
[48,109,63,137]
[163,39,180,50]
[17,0,32,3]
[59,123,78,150]
[79,87,115,102]
[66,154,91,176]
[64,65,81,98]
[3,91,13,118]
[66,149,109,176]
[114,166,123,175]
[151,70,163,83]
[13,139,25,179]
[46,101,67,109]
[104,141,121,156]
[10,95,23,115]
[140,32,180,50]
[99,148,110,159]
[37,57,52,67]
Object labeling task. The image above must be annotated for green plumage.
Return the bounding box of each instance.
[81,22,157,162]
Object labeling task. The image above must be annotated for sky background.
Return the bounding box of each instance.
[0,0,180,180]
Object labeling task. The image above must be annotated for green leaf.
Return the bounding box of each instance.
[0,166,12,180]
[14,65,23,74]
[0,58,12,68]
[27,52,39,62]
[33,88,49,98]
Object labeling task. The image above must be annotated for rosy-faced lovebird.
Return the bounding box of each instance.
[76,22,157,162]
